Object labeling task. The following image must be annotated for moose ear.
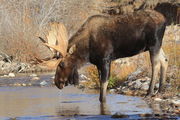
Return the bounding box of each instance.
[68,44,76,54]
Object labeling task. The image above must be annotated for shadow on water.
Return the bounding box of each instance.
[0,86,179,120]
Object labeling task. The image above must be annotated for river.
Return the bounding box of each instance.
[0,86,179,120]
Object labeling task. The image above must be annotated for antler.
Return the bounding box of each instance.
[46,22,68,57]
[37,22,68,68]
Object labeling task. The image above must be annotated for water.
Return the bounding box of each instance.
[0,86,178,120]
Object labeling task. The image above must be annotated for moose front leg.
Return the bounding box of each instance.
[98,59,111,103]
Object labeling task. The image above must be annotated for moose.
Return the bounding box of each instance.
[38,10,168,103]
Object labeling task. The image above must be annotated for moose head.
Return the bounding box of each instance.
[37,22,79,89]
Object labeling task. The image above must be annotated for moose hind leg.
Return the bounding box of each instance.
[147,50,161,96]
[159,48,168,93]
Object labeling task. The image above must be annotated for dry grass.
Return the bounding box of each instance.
[4,36,41,63]
[84,61,137,89]
[84,65,99,89]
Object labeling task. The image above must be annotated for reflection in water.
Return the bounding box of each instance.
[0,86,153,119]
[100,103,110,115]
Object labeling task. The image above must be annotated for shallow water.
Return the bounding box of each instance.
[0,86,178,120]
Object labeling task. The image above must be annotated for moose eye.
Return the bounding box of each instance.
[60,62,65,68]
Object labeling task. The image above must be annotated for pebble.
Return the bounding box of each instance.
[40,81,48,86]
[14,83,21,86]
[22,83,26,86]
[30,74,38,77]
[154,98,163,102]
[2,75,8,77]
[8,73,15,77]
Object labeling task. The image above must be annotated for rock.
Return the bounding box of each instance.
[2,62,11,70]
[51,76,55,79]
[0,53,13,63]
[30,74,38,77]
[140,77,151,82]
[120,88,133,95]
[40,81,48,86]
[127,81,133,86]
[31,76,40,80]
[171,99,180,107]
[8,73,15,77]
[155,83,159,89]
[78,84,85,89]
[133,79,142,89]
[140,82,149,91]
[14,83,21,86]
[22,83,26,86]
[154,98,163,102]
[17,63,28,72]
[2,75,8,77]
[109,89,116,93]
[127,69,142,81]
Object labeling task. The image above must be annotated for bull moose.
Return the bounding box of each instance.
[38,10,168,103]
